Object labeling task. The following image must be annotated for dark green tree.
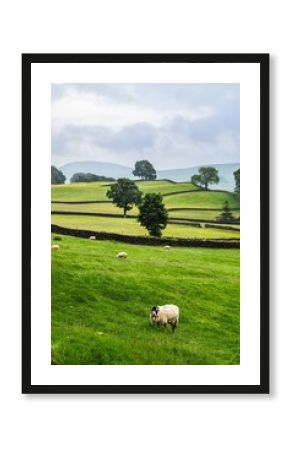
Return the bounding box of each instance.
[191,166,219,190]
[234,168,240,194]
[138,193,168,237]
[132,160,157,180]
[106,178,142,217]
[219,201,234,222]
[51,165,66,184]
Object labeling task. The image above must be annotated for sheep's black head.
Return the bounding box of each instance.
[151,306,159,317]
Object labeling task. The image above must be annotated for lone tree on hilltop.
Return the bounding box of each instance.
[191,166,220,190]
[138,193,168,237]
[234,168,240,194]
[106,178,142,217]
[133,160,157,180]
[51,165,66,185]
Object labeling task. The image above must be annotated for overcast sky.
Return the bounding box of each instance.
[51,83,240,169]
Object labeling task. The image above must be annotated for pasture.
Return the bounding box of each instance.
[51,214,240,239]
[51,179,198,202]
[51,180,240,234]
[168,209,240,221]
[51,234,240,365]
[163,190,239,209]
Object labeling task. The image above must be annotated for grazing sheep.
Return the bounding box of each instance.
[117,251,128,259]
[164,245,171,250]
[89,236,96,240]
[51,244,60,251]
[150,304,179,332]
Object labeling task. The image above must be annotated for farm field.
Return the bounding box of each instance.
[51,214,240,239]
[135,180,197,194]
[51,181,112,202]
[168,209,240,221]
[164,190,239,209]
[51,180,198,202]
[51,202,138,215]
[51,202,240,223]
[51,234,240,365]
[51,180,240,232]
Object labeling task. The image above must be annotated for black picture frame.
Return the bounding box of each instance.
[22,53,269,394]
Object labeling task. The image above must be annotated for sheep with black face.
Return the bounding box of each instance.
[150,304,179,332]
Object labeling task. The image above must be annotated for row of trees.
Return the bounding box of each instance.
[70,173,115,183]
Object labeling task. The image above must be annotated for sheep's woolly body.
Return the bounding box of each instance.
[150,304,179,330]
[117,251,128,258]
[51,245,60,251]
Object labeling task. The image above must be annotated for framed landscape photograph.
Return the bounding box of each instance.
[22,53,269,394]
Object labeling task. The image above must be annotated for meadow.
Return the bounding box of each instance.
[51,214,240,239]
[51,180,198,202]
[51,178,240,365]
[51,180,240,237]
[51,234,240,365]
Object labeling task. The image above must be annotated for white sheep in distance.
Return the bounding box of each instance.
[89,236,96,240]
[164,245,171,250]
[150,304,179,332]
[51,244,60,251]
[117,251,128,259]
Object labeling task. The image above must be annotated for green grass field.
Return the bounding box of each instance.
[51,202,240,223]
[51,234,240,365]
[164,191,239,209]
[51,214,240,239]
[51,202,138,215]
[51,180,240,230]
[51,180,199,202]
[51,182,111,202]
[135,180,197,194]
[168,209,240,221]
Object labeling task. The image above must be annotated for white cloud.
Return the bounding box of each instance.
[51,83,239,169]
[52,87,214,131]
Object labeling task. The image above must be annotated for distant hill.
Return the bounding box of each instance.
[59,161,240,192]
[60,161,133,182]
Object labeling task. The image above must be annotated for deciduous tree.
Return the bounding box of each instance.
[191,166,219,190]
[133,160,157,180]
[51,165,66,185]
[106,178,142,217]
[138,193,168,237]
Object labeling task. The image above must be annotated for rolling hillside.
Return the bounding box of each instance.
[59,161,240,191]
[51,179,240,240]
[51,180,240,366]
[51,234,240,365]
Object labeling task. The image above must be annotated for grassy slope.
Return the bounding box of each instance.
[51,180,197,202]
[51,234,240,365]
[164,191,240,209]
[136,181,197,194]
[51,181,240,238]
[52,182,111,202]
[168,209,240,221]
[51,202,138,215]
[51,214,240,239]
